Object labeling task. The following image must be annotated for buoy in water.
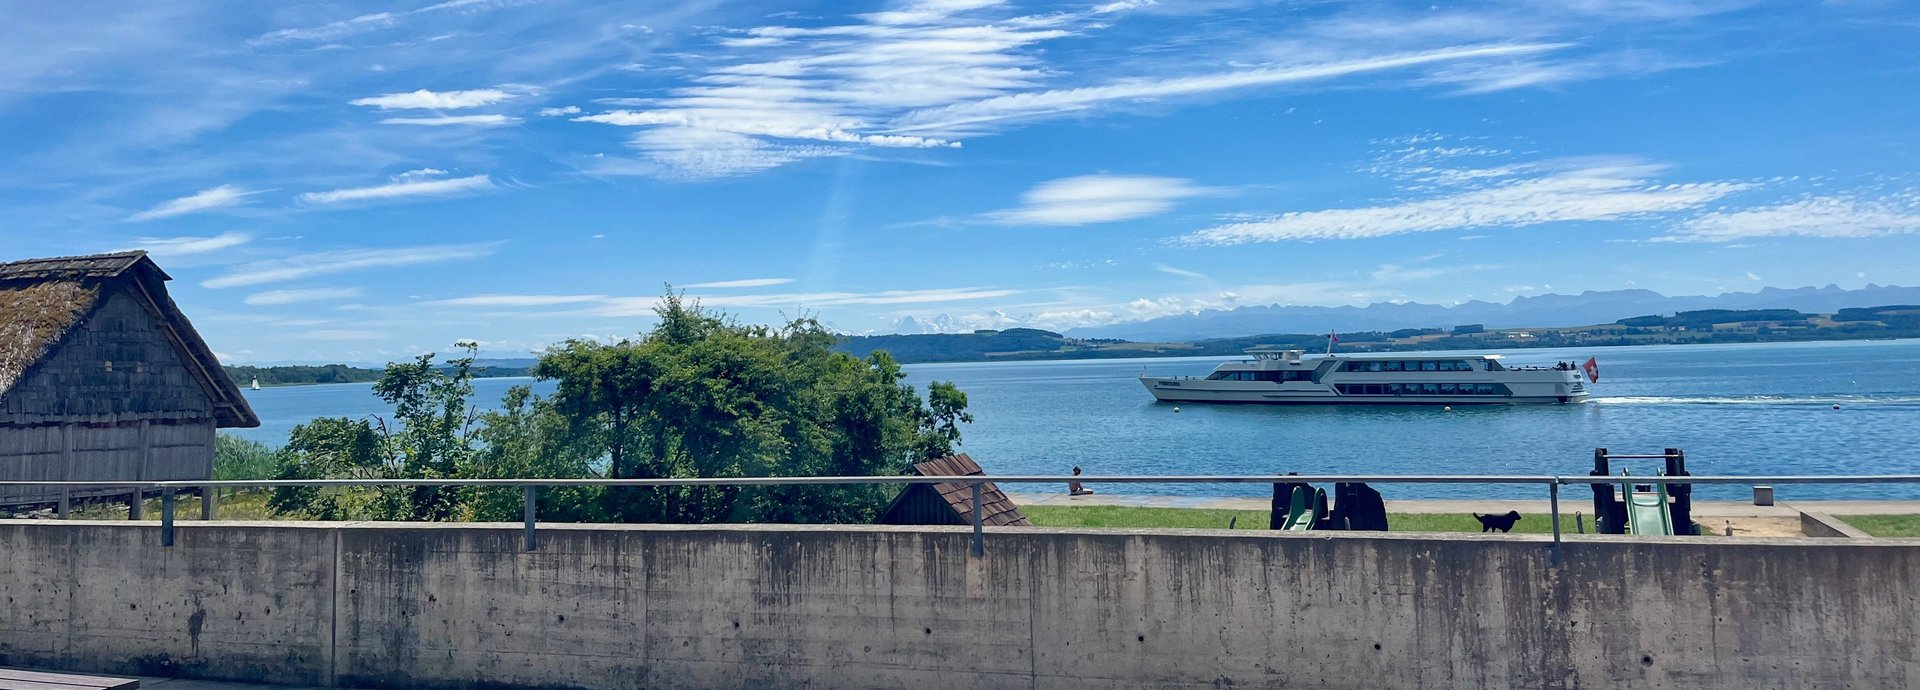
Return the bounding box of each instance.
[1833,403,1842,410]
[1443,406,1453,412]
[1173,406,1181,413]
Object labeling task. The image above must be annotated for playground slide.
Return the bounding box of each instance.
[1283,486,1318,530]
[1624,486,1676,536]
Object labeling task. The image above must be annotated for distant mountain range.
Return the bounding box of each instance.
[1062,284,1920,342]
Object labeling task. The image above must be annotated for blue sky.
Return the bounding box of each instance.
[3,0,1918,363]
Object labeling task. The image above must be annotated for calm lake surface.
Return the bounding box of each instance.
[231,339,1920,500]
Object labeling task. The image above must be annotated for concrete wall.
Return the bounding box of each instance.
[2,520,1916,690]
[1799,510,1872,538]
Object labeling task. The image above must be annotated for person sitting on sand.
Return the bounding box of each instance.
[1068,466,1095,496]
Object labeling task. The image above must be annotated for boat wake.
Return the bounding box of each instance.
[1596,395,1920,406]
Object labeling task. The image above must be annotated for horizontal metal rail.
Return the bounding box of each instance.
[6,474,1917,488]
[8,474,1918,559]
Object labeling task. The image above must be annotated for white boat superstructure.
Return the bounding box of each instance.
[1140,347,1591,405]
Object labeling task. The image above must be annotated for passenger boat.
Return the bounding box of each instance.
[1140,347,1592,405]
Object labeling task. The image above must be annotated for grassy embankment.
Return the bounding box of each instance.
[1022,505,1571,533]
[73,496,1751,536]
[1839,515,1920,537]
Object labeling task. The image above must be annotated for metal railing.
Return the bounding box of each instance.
[6,473,1920,561]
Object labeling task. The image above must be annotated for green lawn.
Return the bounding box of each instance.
[1839,515,1920,537]
[1020,505,1572,534]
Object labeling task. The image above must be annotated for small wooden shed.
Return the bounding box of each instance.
[0,251,257,507]
[878,454,1031,526]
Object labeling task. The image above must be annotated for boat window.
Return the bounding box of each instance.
[1383,361,1402,372]
[1439,383,1458,394]
[1420,361,1438,371]
[1485,360,1504,371]
[1421,383,1439,394]
[1476,383,1497,395]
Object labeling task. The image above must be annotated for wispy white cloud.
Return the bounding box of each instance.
[202,242,502,288]
[244,287,366,305]
[298,173,493,205]
[128,185,252,221]
[426,294,610,307]
[134,231,252,256]
[986,175,1212,225]
[1185,160,1752,245]
[891,43,1566,135]
[1152,263,1209,280]
[379,114,518,126]
[351,88,515,110]
[681,277,796,288]
[538,105,582,117]
[301,329,389,341]
[1658,191,1920,242]
[251,0,505,45]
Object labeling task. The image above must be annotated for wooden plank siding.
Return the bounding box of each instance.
[0,252,246,508]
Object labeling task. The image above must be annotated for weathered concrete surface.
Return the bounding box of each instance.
[1799,511,1873,538]
[3,520,1918,690]
[0,521,335,686]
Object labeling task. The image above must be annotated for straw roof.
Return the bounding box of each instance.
[0,251,257,427]
[0,280,100,393]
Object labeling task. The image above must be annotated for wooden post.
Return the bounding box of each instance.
[200,486,216,521]
[127,488,143,520]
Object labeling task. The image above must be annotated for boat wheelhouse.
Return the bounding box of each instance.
[1140,347,1590,405]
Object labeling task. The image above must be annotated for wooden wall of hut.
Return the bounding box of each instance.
[1,290,221,507]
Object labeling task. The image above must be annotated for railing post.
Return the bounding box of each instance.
[128,487,144,520]
[523,485,538,552]
[57,487,70,519]
[201,485,217,521]
[1548,479,1563,567]
[970,481,984,558]
[161,488,176,547]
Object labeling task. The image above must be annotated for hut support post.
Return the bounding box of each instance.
[200,486,216,521]
[523,485,538,552]
[57,488,69,519]
[970,482,984,557]
[127,488,143,520]
[160,488,175,547]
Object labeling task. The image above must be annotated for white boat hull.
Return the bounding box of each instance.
[1140,352,1591,406]
[1141,377,1587,405]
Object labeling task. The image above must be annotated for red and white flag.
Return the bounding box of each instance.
[1328,330,1338,344]
[1582,357,1600,383]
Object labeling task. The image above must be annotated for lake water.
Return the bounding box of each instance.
[229,339,1920,500]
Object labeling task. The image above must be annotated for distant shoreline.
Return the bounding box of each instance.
[231,335,1920,385]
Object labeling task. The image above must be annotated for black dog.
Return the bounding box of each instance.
[1474,510,1523,533]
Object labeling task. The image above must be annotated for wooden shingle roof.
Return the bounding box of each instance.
[0,251,164,282]
[897,453,1031,527]
[0,251,257,427]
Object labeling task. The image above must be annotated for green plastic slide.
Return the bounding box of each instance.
[1283,486,1318,530]
[1622,482,1676,536]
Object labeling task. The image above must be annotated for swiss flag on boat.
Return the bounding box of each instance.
[1582,357,1600,383]
[1328,330,1338,344]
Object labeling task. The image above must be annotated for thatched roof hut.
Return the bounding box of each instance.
[0,251,256,507]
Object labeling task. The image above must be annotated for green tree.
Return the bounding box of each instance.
[266,296,972,525]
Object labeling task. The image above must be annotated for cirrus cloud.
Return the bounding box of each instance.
[986,175,1214,226]
[1184,161,1753,245]
[128,185,253,221]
